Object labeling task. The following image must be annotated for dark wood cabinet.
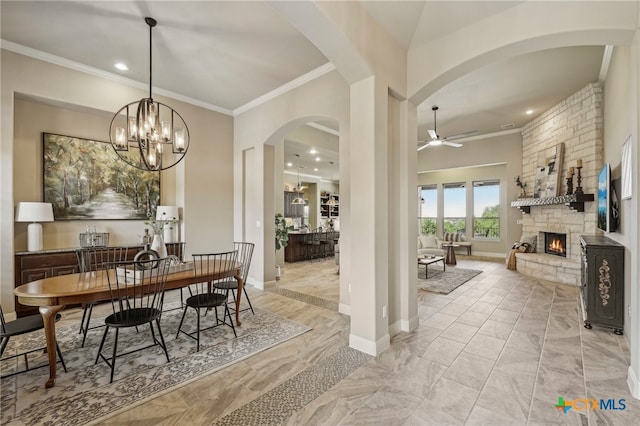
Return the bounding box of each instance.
[579,235,624,335]
[14,243,185,317]
[284,232,339,262]
[284,191,304,218]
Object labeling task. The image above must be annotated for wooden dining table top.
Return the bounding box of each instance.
[13,259,244,389]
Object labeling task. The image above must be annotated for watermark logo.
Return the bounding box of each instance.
[555,396,626,414]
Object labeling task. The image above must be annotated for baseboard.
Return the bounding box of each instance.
[628,365,640,399]
[389,320,402,336]
[247,277,267,290]
[349,332,390,356]
[4,311,17,321]
[339,303,351,316]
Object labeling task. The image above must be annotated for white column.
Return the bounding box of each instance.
[348,76,390,355]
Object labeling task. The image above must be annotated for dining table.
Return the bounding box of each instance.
[13,260,243,389]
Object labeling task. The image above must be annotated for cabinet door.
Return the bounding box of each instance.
[53,265,78,276]
[22,268,50,284]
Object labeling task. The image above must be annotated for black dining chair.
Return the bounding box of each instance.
[76,246,130,347]
[302,228,322,262]
[213,242,255,315]
[176,251,238,352]
[1,305,67,379]
[95,257,171,383]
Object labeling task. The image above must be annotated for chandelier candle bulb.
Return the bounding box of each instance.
[115,127,126,148]
[577,159,583,168]
[161,121,171,140]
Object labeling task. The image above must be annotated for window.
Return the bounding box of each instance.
[443,182,466,234]
[418,185,437,234]
[473,180,500,239]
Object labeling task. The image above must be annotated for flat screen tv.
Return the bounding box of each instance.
[597,163,616,232]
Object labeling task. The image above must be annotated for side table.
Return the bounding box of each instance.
[442,243,459,265]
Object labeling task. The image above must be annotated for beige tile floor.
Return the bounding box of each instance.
[56,256,638,425]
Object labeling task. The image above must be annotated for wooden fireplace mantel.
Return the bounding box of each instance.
[510,193,594,214]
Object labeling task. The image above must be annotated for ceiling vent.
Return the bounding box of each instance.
[500,123,516,129]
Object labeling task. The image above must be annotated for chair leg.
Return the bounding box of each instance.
[0,336,9,358]
[95,326,110,364]
[109,328,119,383]
[196,308,201,353]
[80,303,94,347]
[79,304,89,334]
[56,342,67,373]
[224,303,237,337]
[243,287,255,315]
[155,319,170,363]
[176,307,189,339]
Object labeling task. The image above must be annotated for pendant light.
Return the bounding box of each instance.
[291,166,306,205]
[109,17,190,171]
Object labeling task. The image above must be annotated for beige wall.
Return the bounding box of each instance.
[604,45,635,341]
[1,50,234,313]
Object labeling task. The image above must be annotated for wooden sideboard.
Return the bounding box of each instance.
[14,243,185,317]
[579,235,624,334]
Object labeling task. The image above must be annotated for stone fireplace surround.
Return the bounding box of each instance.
[513,83,601,286]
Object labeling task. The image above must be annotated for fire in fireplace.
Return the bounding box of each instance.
[544,232,567,257]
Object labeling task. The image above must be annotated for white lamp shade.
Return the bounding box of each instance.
[15,202,54,222]
[156,205,179,221]
[15,202,53,252]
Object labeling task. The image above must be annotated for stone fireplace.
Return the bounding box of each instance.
[541,231,567,257]
[513,83,602,286]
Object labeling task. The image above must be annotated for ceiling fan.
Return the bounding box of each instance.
[417,106,476,151]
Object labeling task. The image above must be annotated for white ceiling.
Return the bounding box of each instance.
[1,1,608,178]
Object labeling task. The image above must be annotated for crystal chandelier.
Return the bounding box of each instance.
[109,17,189,171]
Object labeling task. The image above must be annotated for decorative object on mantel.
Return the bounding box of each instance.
[566,167,575,195]
[15,202,54,252]
[514,175,527,198]
[510,193,594,213]
[574,159,584,195]
[533,143,564,198]
[109,17,190,172]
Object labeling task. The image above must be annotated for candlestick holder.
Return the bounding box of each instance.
[566,175,574,195]
[574,166,584,195]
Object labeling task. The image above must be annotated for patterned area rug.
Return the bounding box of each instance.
[1,306,310,425]
[417,267,482,294]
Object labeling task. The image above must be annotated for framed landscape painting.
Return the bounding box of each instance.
[43,133,160,220]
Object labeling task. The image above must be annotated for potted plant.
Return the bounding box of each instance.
[275,213,293,280]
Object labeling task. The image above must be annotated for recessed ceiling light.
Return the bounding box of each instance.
[526,109,534,115]
[309,148,317,154]
[114,62,129,71]
[314,168,318,171]
[286,162,293,167]
[315,157,321,162]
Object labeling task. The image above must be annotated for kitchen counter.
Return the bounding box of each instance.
[284,231,339,262]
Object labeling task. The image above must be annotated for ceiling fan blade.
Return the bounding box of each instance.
[442,141,463,147]
[427,129,438,140]
[417,142,431,152]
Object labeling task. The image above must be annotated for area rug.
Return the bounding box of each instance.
[0,306,310,425]
[417,267,482,294]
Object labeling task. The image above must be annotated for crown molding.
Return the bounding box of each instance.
[1,39,234,116]
[599,45,614,83]
[233,62,336,116]
[306,122,339,136]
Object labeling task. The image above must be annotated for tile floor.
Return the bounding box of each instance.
[56,256,638,425]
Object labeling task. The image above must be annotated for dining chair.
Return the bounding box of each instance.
[176,251,238,352]
[1,305,67,379]
[95,257,171,383]
[213,242,255,315]
[76,246,130,347]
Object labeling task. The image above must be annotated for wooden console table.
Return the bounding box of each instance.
[14,243,185,317]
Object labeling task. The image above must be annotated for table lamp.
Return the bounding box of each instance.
[156,205,180,243]
[15,202,54,251]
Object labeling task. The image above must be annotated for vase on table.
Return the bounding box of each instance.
[151,232,168,258]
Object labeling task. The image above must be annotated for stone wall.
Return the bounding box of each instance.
[516,83,603,285]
